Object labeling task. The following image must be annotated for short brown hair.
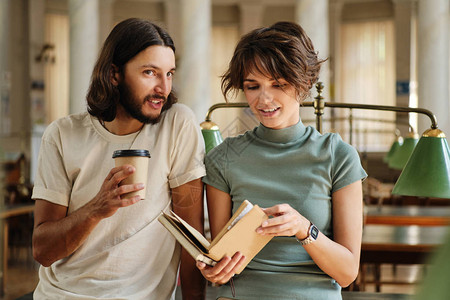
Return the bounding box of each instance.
[221,21,325,103]
[87,18,177,121]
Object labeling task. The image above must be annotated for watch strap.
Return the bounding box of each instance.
[296,222,319,246]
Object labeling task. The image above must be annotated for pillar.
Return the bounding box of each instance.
[176,0,211,123]
[295,0,330,121]
[68,0,99,114]
[417,0,449,136]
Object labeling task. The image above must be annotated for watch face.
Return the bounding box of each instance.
[311,225,319,239]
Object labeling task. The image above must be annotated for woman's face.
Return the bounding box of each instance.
[243,71,300,129]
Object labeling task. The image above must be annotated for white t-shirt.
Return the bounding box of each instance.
[32,104,206,299]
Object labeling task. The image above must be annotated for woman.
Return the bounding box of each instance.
[198,22,367,299]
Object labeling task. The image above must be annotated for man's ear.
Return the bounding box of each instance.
[110,64,121,86]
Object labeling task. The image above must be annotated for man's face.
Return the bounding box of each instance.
[118,45,176,124]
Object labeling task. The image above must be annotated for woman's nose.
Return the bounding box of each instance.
[258,88,273,103]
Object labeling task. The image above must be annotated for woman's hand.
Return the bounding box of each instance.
[196,252,246,284]
[256,204,310,239]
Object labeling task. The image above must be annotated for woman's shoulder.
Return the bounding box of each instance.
[306,129,357,153]
[206,129,255,158]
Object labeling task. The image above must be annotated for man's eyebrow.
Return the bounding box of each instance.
[141,64,176,71]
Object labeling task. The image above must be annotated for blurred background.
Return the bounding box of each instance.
[1,0,449,299]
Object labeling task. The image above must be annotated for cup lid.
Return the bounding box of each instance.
[112,149,151,158]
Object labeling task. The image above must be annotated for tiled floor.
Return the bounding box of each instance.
[2,256,419,300]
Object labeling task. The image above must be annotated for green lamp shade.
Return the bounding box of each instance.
[392,133,450,198]
[384,138,403,163]
[202,129,223,154]
[388,136,418,170]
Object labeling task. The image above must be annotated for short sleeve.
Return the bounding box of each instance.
[331,134,367,193]
[167,105,206,188]
[202,141,230,193]
[32,123,71,206]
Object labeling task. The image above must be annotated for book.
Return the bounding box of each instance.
[158,200,273,274]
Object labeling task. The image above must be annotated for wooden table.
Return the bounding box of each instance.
[0,204,35,295]
[359,224,449,292]
[342,291,412,300]
[364,205,450,226]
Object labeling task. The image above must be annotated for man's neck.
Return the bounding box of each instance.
[103,116,144,135]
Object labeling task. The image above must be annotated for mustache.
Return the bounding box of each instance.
[144,94,167,102]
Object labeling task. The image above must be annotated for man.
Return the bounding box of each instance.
[32,18,206,299]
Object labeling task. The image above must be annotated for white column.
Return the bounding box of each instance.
[176,0,211,123]
[393,0,414,136]
[68,0,99,114]
[295,0,330,120]
[165,0,182,55]
[417,0,449,136]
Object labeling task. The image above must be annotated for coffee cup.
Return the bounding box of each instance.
[112,149,151,200]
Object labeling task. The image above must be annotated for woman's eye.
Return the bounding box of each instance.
[274,83,286,88]
[144,70,155,75]
[244,85,259,90]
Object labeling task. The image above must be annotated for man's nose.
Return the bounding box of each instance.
[155,76,170,95]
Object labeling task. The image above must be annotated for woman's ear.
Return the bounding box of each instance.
[110,64,120,86]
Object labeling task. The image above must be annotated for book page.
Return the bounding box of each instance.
[158,214,216,266]
[168,211,211,250]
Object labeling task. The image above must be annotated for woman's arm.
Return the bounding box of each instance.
[196,185,246,284]
[306,180,363,286]
[258,180,363,287]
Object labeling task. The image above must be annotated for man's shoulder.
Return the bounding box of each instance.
[44,112,91,136]
[165,103,195,117]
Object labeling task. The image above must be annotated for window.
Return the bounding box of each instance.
[337,20,396,152]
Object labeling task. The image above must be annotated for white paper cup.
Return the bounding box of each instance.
[112,149,151,200]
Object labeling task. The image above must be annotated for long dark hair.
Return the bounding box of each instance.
[87,18,177,121]
[222,21,326,103]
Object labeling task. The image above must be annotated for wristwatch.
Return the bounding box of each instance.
[296,222,319,245]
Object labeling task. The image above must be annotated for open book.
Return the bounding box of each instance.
[158,200,273,274]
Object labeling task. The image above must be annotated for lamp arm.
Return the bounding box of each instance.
[318,102,438,130]
[204,102,437,130]
[204,102,249,122]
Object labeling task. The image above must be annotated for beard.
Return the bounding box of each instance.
[118,81,167,124]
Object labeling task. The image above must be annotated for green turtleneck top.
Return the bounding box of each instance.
[203,121,367,300]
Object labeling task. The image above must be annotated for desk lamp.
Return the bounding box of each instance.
[201,83,450,198]
[383,129,403,164]
[388,131,419,170]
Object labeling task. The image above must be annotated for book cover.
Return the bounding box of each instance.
[158,200,273,274]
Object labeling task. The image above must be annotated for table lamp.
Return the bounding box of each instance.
[387,131,419,170]
[384,130,403,164]
[201,83,450,198]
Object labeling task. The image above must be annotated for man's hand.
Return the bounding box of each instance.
[86,164,144,220]
[32,164,143,266]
